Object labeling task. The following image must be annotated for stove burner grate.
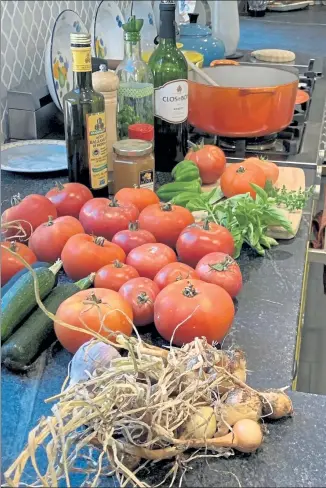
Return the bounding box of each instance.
[219,134,278,152]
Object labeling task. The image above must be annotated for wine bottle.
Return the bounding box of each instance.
[148,1,188,173]
[63,33,109,197]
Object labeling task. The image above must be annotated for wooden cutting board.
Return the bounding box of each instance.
[198,166,306,240]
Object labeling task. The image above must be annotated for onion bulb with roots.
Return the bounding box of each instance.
[227,419,263,453]
[260,389,293,419]
[216,388,262,436]
[175,419,263,453]
[179,406,217,439]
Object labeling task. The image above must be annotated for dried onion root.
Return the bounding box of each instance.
[1,258,293,488]
[4,336,293,488]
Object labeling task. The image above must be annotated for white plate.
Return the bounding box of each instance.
[267,1,310,11]
[1,140,67,173]
[91,1,125,60]
[45,10,87,111]
[130,1,158,51]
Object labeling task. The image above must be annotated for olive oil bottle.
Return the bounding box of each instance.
[63,33,108,196]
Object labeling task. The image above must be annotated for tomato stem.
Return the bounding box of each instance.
[137,292,151,305]
[84,292,102,305]
[109,197,120,208]
[46,215,55,226]
[133,184,140,189]
[94,236,106,246]
[182,282,198,298]
[128,221,139,231]
[10,193,22,206]
[9,241,17,252]
[161,203,173,212]
[236,166,246,174]
[202,218,211,231]
[113,260,124,268]
[55,181,65,191]
[209,256,234,272]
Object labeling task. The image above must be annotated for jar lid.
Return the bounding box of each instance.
[128,124,154,141]
[113,139,153,156]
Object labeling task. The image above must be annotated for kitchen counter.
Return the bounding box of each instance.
[2,168,326,487]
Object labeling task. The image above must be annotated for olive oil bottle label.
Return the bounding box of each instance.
[71,47,92,72]
[86,113,108,189]
[154,80,188,124]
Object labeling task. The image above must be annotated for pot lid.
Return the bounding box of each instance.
[179,13,211,37]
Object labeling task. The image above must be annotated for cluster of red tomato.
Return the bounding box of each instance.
[1,182,243,353]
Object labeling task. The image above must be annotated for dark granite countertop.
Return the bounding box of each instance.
[2,169,326,487]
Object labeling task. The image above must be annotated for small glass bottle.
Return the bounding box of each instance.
[116,16,154,140]
[63,33,108,197]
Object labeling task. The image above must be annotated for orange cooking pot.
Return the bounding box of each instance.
[188,65,299,137]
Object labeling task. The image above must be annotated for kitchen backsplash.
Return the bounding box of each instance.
[1,0,131,142]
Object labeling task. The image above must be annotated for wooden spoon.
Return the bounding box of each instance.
[186,58,219,87]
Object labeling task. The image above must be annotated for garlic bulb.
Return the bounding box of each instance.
[68,340,121,388]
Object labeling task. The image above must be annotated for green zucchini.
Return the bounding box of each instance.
[1,261,62,343]
[1,261,51,296]
[2,274,94,371]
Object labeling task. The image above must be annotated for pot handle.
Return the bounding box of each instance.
[239,87,277,96]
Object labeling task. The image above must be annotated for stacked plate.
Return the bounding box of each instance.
[45,1,161,111]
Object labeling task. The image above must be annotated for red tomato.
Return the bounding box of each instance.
[185,144,226,184]
[138,203,194,248]
[2,194,57,240]
[154,262,199,290]
[1,241,37,285]
[29,216,84,263]
[195,252,242,298]
[46,182,93,218]
[61,234,126,281]
[244,157,279,185]
[154,279,235,346]
[94,261,139,291]
[79,198,139,241]
[119,277,160,326]
[115,187,159,212]
[112,221,156,255]
[126,243,177,280]
[220,162,266,199]
[54,288,133,353]
[176,220,235,268]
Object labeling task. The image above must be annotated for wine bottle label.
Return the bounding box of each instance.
[86,112,108,189]
[154,80,188,123]
[71,47,92,72]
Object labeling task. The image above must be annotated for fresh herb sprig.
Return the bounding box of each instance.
[264,180,314,211]
[186,185,294,258]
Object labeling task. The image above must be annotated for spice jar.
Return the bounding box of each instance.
[113,139,154,193]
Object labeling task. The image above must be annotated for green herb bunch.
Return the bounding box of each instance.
[264,181,314,211]
[186,185,294,258]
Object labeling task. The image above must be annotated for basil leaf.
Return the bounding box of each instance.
[185,196,207,211]
[251,183,268,203]
[264,179,275,196]
[261,235,278,248]
[262,207,293,234]
[233,236,244,259]
[208,187,224,205]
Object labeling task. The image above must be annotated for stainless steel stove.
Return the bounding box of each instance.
[189,51,326,173]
